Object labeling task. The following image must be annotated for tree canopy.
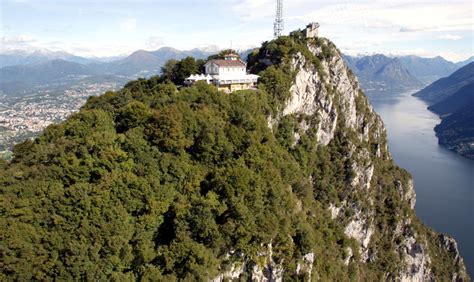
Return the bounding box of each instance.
[160,56,205,85]
[1,32,465,281]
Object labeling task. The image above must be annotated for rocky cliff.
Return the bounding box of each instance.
[243,32,469,281]
[0,31,469,280]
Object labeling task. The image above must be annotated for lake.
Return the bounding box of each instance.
[366,90,474,278]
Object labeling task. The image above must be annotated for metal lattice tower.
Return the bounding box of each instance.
[273,0,284,38]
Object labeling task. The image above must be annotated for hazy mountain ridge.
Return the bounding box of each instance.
[429,82,474,116]
[2,47,469,97]
[343,54,423,93]
[0,59,96,84]
[397,55,460,85]
[413,62,474,104]
[344,54,474,93]
[0,47,235,96]
[0,49,96,68]
[456,56,474,68]
[415,63,474,160]
[89,47,215,76]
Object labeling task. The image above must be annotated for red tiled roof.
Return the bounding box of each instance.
[207,59,246,67]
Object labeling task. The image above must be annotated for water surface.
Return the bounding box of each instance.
[366,91,474,278]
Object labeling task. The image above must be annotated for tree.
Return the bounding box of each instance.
[161,57,200,85]
[161,59,178,82]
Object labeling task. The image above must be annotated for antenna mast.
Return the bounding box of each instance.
[273,0,284,38]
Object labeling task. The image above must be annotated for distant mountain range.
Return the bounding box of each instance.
[1,46,472,98]
[413,62,474,103]
[0,59,95,84]
[0,47,220,96]
[414,62,474,160]
[398,56,468,84]
[344,54,473,94]
[0,49,97,67]
[0,59,100,95]
[344,54,423,93]
[88,47,216,77]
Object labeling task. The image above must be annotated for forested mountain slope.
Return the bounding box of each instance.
[1,31,468,281]
[429,82,474,116]
[413,62,474,103]
[414,64,474,160]
[429,82,474,160]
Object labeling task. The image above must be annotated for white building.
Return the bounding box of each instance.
[185,54,259,93]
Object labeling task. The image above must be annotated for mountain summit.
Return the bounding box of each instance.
[343,54,423,93]
[1,29,468,280]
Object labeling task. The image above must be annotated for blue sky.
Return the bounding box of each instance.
[1,0,473,61]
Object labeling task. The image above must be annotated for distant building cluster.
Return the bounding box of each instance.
[0,81,120,150]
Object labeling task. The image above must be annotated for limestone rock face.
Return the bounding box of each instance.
[399,235,433,282]
[282,38,462,281]
[280,40,381,266]
[437,234,469,281]
[214,37,468,281]
[277,38,467,281]
[283,45,379,146]
[213,245,284,282]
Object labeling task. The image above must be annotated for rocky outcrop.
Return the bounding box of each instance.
[296,253,315,277]
[214,36,468,281]
[438,234,469,281]
[213,244,284,282]
[399,235,433,282]
[276,37,467,281]
[281,39,380,264]
[344,211,374,261]
[251,244,284,282]
[396,179,416,210]
[212,263,245,282]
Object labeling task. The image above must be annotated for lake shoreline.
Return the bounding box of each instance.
[367,90,474,278]
[409,92,474,161]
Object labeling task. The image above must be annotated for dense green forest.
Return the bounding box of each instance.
[1,32,466,280]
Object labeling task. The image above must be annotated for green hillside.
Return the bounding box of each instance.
[1,32,467,281]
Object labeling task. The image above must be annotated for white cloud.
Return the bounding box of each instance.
[231,1,473,34]
[2,1,472,60]
[120,18,137,32]
[0,35,37,51]
[438,34,462,40]
[145,36,165,50]
[293,2,472,32]
[230,0,473,62]
[0,35,138,57]
[232,0,273,20]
